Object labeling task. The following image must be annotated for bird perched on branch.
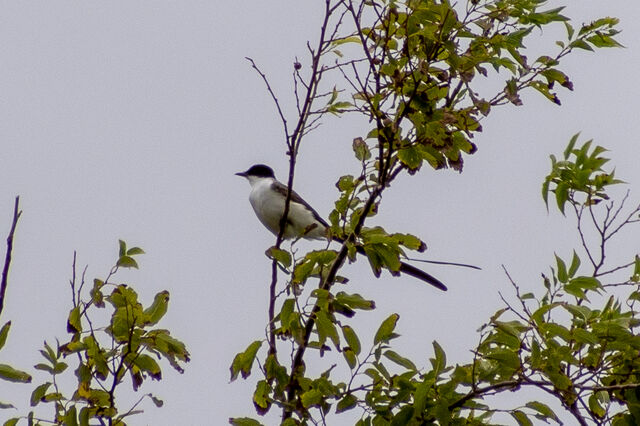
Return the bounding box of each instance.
[236,164,448,291]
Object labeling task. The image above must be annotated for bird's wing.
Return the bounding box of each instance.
[271,180,330,228]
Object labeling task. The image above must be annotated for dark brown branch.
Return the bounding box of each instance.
[448,380,521,410]
[284,164,404,417]
[245,57,290,140]
[574,204,597,268]
[0,196,22,320]
[246,54,294,359]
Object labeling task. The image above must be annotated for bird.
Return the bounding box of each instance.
[236,164,448,291]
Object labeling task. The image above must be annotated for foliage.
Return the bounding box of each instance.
[1,241,190,426]
[230,0,629,425]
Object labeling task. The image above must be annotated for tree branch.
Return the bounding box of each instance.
[0,196,22,320]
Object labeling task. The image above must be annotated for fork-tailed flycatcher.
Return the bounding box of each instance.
[236,164,447,291]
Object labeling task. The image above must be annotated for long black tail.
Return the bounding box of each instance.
[331,236,447,291]
[398,262,447,291]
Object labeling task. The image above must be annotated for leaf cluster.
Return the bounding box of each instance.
[231,0,625,425]
[543,133,624,214]
[2,241,190,426]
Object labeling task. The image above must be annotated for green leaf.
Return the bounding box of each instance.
[52,361,67,375]
[540,322,572,342]
[631,255,640,282]
[568,250,581,277]
[570,38,594,51]
[133,354,162,380]
[143,291,170,326]
[565,276,601,299]
[391,406,415,425]
[79,407,90,426]
[230,341,262,381]
[562,303,592,322]
[229,418,263,426]
[398,145,423,171]
[510,410,533,426]
[485,347,521,370]
[266,247,292,268]
[126,246,145,256]
[43,392,63,402]
[505,78,523,105]
[555,254,568,283]
[43,341,56,363]
[547,370,572,391]
[374,313,399,345]
[90,279,105,308]
[301,389,323,408]
[0,364,32,383]
[336,393,357,413]
[293,250,338,284]
[573,328,599,345]
[328,101,352,115]
[316,310,340,348]
[143,329,190,373]
[383,350,417,371]
[555,181,569,214]
[118,239,127,257]
[525,401,560,422]
[531,80,561,105]
[542,177,551,208]
[117,255,139,269]
[63,405,79,426]
[430,341,447,375]
[413,379,430,414]
[587,33,622,48]
[34,363,53,374]
[335,292,375,311]
[331,35,361,46]
[564,22,575,40]
[0,402,15,409]
[83,336,109,380]
[542,68,573,90]
[0,322,10,351]
[3,419,19,426]
[343,348,357,369]
[588,391,609,418]
[564,133,580,159]
[395,233,426,252]
[253,380,271,413]
[353,137,371,161]
[367,243,401,272]
[67,306,82,334]
[341,325,361,355]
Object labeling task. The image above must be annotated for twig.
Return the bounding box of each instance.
[70,251,78,306]
[0,196,22,320]
[448,380,522,410]
[574,204,596,268]
[597,260,635,277]
[245,57,290,139]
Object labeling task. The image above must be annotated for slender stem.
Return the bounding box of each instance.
[0,196,22,320]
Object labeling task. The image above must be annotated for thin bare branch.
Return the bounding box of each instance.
[245,57,290,140]
[0,196,22,320]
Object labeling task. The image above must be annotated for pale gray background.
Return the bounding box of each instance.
[0,1,638,424]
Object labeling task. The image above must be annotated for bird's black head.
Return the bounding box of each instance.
[235,164,275,178]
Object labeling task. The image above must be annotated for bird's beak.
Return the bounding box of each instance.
[235,171,247,177]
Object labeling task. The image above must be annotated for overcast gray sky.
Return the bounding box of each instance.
[1,1,639,424]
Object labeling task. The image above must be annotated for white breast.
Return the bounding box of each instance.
[248,178,326,240]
